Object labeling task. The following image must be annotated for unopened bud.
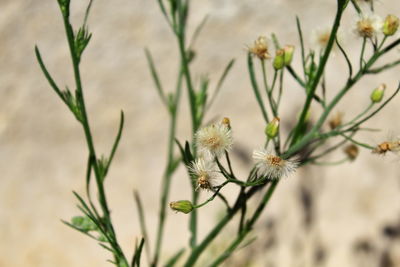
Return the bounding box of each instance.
[344,144,359,161]
[265,117,280,139]
[170,200,193,214]
[382,15,399,36]
[221,117,231,129]
[370,84,386,103]
[273,49,285,70]
[283,45,294,66]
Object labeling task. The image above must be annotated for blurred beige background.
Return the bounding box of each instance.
[1,0,400,266]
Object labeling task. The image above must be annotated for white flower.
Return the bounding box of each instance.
[252,148,298,179]
[195,122,233,158]
[354,13,383,38]
[189,158,220,190]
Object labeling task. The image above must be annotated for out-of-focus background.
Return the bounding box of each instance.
[1,0,400,266]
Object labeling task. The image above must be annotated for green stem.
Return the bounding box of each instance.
[153,70,183,267]
[183,185,262,267]
[59,4,127,264]
[291,1,346,146]
[360,37,366,70]
[208,181,279,267]
[177,35,198,134]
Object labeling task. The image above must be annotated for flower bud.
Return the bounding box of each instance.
[283,45,294,66]
[382,15,399,36]
[344,144,359,161]
[370,84,386,103]
[265,117,280,139]
[273,49,285,70]
[170,200,193,214]
[221,117,231,129]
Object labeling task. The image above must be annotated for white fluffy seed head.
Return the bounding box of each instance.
[252,148,298,180]
[354,13,383,38]
[189,158,220,190]
[195,122,233,158]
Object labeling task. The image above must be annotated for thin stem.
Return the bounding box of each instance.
[208,181,279,267]
[153,69,183,266]
[58,3,127,264]
[183,185,264,267]
[261,60,277,116]
[225,151,235,177]
[194,181,229,209]
[311,158,349,166]
[291,1,346,146]
[248,54,269,123]
[360,37,367,70]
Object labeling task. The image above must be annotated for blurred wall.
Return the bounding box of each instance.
[1,0,400,266]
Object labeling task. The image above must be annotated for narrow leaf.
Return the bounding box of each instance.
[105,110,125,176]
[145,48,167,106]
[207,59,235,110]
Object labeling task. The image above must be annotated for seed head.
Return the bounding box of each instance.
[355,14,383,38]
[189,158,220,191]
[252,148,298,180]
[195,120,233,158]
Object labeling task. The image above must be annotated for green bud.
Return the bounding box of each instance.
[170,200,193,214]
[265,117,280,139]
[283,45,294,66]
[273,49,285,70]
[382,15,399,36]
[370,84,386,103]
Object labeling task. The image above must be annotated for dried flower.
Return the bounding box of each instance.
[372,140,400,155]
[252,148,298,179]
[170,200,193,214]
[355,13,383,38]
[344,144,359,160]
[382,14,399,36]
[328,111,343,130]
[195,120,233,158]
[248,36,271,60]
[189,158,220,190]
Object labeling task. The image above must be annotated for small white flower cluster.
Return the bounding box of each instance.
[191,119,233,190]
[311,11,399,51]
[190,118,298,191]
